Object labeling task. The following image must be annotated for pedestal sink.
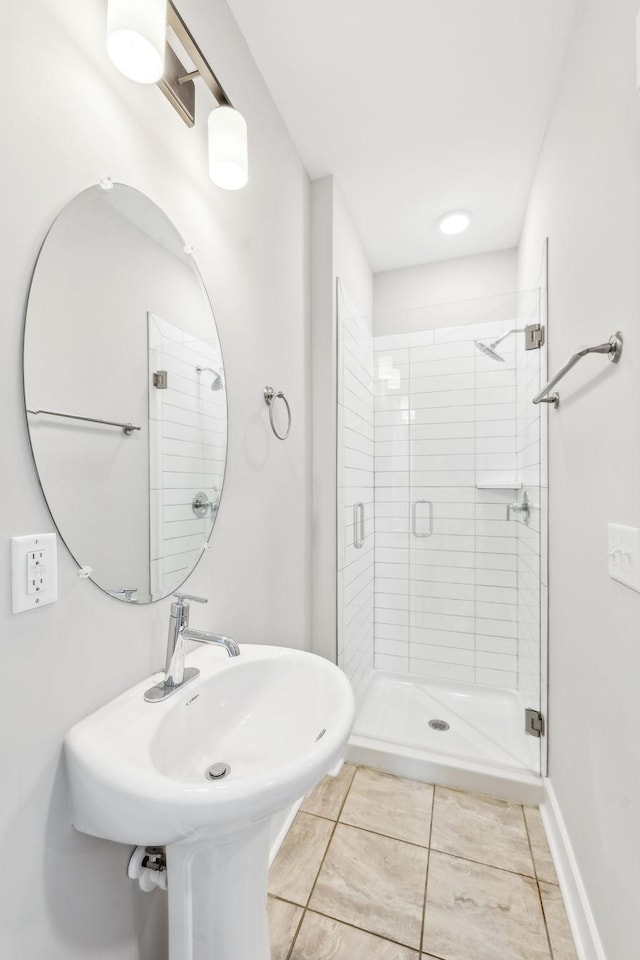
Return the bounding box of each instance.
[65,643,355,960]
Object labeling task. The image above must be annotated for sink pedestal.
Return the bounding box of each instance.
[166,821,271,960]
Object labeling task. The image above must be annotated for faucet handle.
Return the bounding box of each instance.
[172,593,208,605]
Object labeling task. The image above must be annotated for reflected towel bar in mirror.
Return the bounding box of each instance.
[27,408,141,435]
[532,331,623,408]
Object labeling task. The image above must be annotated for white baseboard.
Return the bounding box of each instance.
[541,779,607,960]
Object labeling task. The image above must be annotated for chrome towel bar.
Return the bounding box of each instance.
[532,332,622,408]
[27,408,141,435]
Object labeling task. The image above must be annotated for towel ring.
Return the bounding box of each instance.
[264,386,292,440]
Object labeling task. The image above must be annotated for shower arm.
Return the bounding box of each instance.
[490,327,523,348]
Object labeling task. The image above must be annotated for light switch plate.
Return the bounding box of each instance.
[608,523,640,593]
[11,533,58,613]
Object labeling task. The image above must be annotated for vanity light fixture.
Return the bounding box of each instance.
[208,106,248,191]
[107,0,166,84]
[106,0,248,190]
[438,210,472,235]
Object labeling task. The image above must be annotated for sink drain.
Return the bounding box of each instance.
[205,762,231,781]
[428,719,450,732]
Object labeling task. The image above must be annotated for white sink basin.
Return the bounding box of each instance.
[65,643,354,960]
[66,643,354,844]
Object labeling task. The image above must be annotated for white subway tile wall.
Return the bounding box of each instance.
[148,314,226,599]
[337,287,375,705]
[373,319,541,692]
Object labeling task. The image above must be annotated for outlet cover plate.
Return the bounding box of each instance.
[11,533,58,613]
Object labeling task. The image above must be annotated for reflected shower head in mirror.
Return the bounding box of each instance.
[196,366,223,391]
[474,327,524,362]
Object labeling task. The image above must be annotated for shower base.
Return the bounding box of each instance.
[346,671,543,804]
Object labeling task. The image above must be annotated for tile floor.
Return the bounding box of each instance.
[268,764,578,960]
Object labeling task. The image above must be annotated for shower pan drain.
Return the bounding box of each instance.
[428,719,450,732]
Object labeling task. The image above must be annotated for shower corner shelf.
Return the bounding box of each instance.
[475,476,522,490]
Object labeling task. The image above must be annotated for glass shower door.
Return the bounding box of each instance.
[405,309,544,774]
[350,290,546,779]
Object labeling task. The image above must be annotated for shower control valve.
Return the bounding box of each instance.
[506,491,531,525]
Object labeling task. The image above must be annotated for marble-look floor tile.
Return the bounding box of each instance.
[268,897,303,960]
[268,812,334,905]
[340,767,433,846]
[289,911,419,959]
[431,786,534,876]
[423,851,551,960]
[301,762,357,820]
[540,881,578,959]
[524,805,558,884]
[309,823,427,949]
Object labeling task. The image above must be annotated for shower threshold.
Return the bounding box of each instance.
[345,670,543,805]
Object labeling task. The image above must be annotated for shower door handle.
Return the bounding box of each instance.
[353,502,365,549]
[412,500,433,538]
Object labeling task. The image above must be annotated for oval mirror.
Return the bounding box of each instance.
[23,183,227,603]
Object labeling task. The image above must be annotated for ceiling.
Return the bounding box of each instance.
[225,0,578,273]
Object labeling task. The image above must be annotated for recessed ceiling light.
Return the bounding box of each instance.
[439,211,472,235]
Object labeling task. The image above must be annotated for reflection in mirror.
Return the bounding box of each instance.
[23,183,227,603]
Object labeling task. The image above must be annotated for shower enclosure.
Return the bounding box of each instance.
[337,283,547,796]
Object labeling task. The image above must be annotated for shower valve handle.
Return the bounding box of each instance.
[506,491,531,525]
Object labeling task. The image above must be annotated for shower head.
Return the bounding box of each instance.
[196,366,223,391]
[474,327,526,362]
[474,340,505,362]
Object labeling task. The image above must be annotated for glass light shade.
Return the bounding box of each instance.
[208,107,248,191]
[439,211,472,235]
[107,0,166,84]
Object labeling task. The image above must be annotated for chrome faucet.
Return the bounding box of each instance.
[144,593,240,703]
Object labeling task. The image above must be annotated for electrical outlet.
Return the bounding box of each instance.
[27,548,48,595]
[608,523,640,593]
[11,533,58,613]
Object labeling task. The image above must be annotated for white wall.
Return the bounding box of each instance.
[518,0,640,956]
[373,249,518,336]
[311,177,373,664]
[336,283,375,704]
[1,2,310,958]
[310,177,337,662]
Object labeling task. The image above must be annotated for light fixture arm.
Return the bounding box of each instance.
[177,70,201,86]
[166,1,231,110]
